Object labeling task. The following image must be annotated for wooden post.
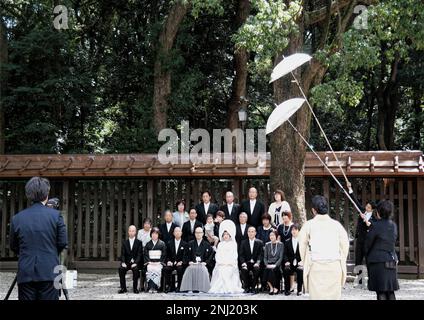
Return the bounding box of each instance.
[147,179,155,223]
[417,177,424,275]
[61,180,69,266]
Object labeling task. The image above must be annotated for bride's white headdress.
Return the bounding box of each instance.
[218,219,236,241]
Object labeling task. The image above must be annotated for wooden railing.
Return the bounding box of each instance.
[0,151,422,178]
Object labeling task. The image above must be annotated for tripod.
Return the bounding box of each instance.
[4,274,70,300]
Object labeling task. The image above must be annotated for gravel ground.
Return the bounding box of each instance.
[1,271,423,300]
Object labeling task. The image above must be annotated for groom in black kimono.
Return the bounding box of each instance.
[187,227,215,275]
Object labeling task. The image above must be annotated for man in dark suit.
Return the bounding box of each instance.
[283,224,303,295]
[220,191,240,223]
[347,181,376,266]
[118,225,143,294]
[159,209,178,244]
[187,227,215,274]
[239,226,263,293]
[240,187,265,228]
[163,227,187,292]
[235,212,251,245]
[195,191,219,225]
[182,208,203,243]
[9,177,68,300]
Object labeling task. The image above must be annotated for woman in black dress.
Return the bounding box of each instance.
[365,200,399,300]
[256,213,275,244]
[277,211,293,243]
[263,230,284,295]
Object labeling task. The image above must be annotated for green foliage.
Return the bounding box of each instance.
[234,0,302,72]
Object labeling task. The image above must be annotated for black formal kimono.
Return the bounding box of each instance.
[240,199,265,228]
[163,238,188,292]
[283,238,303,294]
[143,239,167,290]
[118,238,143,291]
[220,203,241,223]
[349,190,376,265]
[238,238,264,291]
[195,202,219,225]
[182,219,203,243]
[235,223,251,245]
[186,239,215,274]
[159,222,178,244]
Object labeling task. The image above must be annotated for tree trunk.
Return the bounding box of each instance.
[152,1,189,135]
[0,20,7,154]
[376,53,400,150]
[226,0,251,132]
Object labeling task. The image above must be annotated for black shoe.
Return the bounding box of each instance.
[175,288,180,293]
[133,288,139,294]
[269,291,274,296]
[118,288,127,294]
[254,288,259,294]
[243,289,250,293]
[297,292,302,296]
[284,291,291,296]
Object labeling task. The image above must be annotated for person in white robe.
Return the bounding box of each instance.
[209,220,244,294]
[298,195,350,300]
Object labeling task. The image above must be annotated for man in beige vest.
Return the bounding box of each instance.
[298,195,350,300]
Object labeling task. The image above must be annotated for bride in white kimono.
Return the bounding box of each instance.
[209,220,244,294]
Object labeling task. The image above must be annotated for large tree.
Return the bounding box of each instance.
[236,0,376,222]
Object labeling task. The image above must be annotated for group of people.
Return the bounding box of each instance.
[119,184,400,300]
[118,188,304,296]
[8,176,399,301]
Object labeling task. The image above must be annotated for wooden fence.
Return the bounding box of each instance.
[0,151,423,276]
[1,176,423,276]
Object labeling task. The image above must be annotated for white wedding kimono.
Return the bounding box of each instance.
[209,220,244,294]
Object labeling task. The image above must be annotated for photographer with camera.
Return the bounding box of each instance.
[9,177,68,300]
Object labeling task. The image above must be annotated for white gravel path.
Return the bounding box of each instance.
[1,271,423,300]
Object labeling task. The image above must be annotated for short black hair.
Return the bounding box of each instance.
[292,223,300,231]
[143,217,152,225]
[312,195,328,215]
[201,190,211,197]
[366,200,377,210]
[377,200,393,219]
[150,227,161,237]
[25,177,50,203]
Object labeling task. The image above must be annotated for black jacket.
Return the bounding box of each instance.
[235,223,251,245]
[159,222,178,244]
[186,239,215,267]
[195,202,219,225]
[120,238,143,266]
[283,238,301,267]
[220,203,241,223]
[240,199,265,228]
[365,219,398,264]
[349,190,376,241]
[143,239,167,265]
[182,220,203,243]
[238,238,264,265]
[9,202,68,284]
[165,238,188,265]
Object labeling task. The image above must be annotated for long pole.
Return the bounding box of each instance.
[283,55,350,185]
[287,118,363,215]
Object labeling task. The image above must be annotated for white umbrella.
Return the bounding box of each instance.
[266,98,305,135]
[269,53,312,83]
